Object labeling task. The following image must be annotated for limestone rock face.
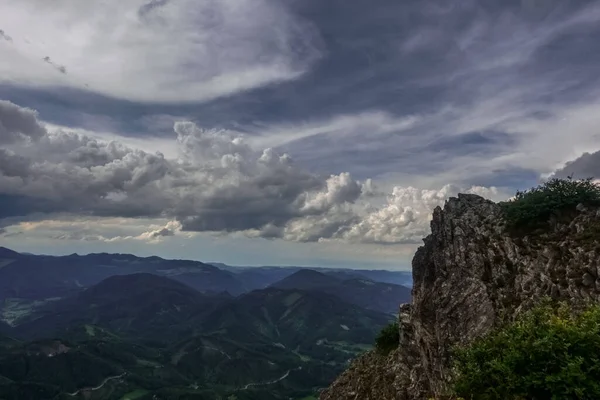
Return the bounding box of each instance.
[320,194,600,400]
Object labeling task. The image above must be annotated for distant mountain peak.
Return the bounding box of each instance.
[73,272,209,309]
[0,246,22,258]
[13,272,215,341]
[84,272,198,296]
[293,269,333,278]
[270,268,410,314]
[271,268,340,290]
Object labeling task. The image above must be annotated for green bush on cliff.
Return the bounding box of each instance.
[375,321,399,355]
[500,177,600,230]
[452,302,600,400]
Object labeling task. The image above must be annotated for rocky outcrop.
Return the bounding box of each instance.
[321,194,600,400]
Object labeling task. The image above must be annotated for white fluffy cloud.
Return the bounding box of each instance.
[279,185,501,245]
[4,217,182,243]
[0,0,322,103]
[343,185,499,244]
[0,99,505,245]
[136,220,182,241]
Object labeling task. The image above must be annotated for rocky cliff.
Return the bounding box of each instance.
[321,193,600,400]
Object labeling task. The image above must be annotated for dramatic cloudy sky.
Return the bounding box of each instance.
[1,0,600,269]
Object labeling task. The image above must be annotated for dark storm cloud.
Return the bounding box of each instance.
[0,100,496,244]
[4,0,600,188]
[552,151,600,180]
[0,100,47,144]
[0,101,373,241]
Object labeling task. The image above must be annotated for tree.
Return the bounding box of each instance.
[375,322,399,355]
[500,177,600,231]
[452,302,600,400]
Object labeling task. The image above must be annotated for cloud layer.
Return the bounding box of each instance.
[4,0,600,192]
[267,0,600,187]
[0,100,46,144]
[4,0,600,262]
[552,150,600,180]
[0,100,502,245]
[0,0,322,102]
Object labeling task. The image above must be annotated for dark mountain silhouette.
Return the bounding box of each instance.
[0,250,245,302]
[0,247,411,309]
[0,321,12,335]
[337,269,413,286]
[0,247,22,259]
[0,247,409,398]
[272,269,340,290]
[0,331,18,349]
[1,275,392,399]
[271,269,411,314]
[201,287,391,349]
[222,264,413,290]
[14,273,219,340]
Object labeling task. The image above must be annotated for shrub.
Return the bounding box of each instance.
[500,177,600,231]
[452,302,600,400]
[375,321,399,355]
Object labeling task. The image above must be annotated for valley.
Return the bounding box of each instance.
[0,247,408,399]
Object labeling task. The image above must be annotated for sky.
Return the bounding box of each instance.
[1,0,600,270]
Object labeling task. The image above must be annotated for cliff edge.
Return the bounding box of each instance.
[321,193,600,400]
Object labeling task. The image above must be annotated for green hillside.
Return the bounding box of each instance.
[0,274,392,399]
[14,274,222,342]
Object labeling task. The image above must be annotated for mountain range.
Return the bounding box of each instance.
[0,247,407,399]
[272,269,411,314]
[0,247,411,301]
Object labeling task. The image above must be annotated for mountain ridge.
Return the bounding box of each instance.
[0,248,411,306]
[14,273,216,341]
[201,286,392,347]
[272,269,411,314]
[0,247,22,259]
[271,269,340,290]
[0,272,392,399]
